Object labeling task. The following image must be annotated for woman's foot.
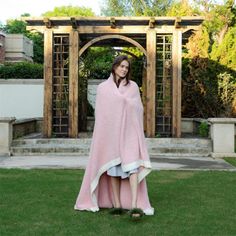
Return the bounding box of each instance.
[128,208,144,220]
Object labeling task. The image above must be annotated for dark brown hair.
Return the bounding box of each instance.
[111,55,130,86]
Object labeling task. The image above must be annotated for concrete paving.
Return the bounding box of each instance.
[0,155,235,171]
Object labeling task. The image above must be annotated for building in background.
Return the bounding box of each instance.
[0,31,6,64]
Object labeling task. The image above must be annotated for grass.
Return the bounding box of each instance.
[224,157,236,167]
[1,169,236,236]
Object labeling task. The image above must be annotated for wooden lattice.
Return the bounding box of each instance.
[52,34,70,137]
[156,35,172,137]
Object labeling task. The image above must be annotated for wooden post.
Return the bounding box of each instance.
[146,30,156,137]
[172,30,182,137]
[43,29,53,137]
[69,30,79,138]
[142,64,147,134]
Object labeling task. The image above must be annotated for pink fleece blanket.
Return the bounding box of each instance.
[74,74,154,215]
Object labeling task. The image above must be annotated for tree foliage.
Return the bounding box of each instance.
[42,5,95,17]
[81,47,116,80]
[185,26,210,58]
[101,0,174,16]
[167,0,197,16]
[179,0,236,117]
[210,26,236,69]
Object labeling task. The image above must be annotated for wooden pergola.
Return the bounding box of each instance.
[25,16,204,138]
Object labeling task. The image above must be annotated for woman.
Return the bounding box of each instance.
[74,55,154,219]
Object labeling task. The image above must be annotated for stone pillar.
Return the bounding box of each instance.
[0,117,16,156]
[208,118,236,158]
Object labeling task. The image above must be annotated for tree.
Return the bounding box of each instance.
[4,19,27,34]
[101,0,174,16]
[42,5,95,17]
[81,47,116,80]
[211,26,236,69]
[167,0,197,16]
[214,0,235,44]
[185,26,210,58]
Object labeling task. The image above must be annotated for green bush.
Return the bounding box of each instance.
[182,57,236,118]
[0,62,43,79]
[198,121,209,137]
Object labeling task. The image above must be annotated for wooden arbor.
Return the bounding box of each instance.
[25,16,203,138]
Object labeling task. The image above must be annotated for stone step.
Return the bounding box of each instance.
[12,138,211,147]
[12,138,92,146]
[11,138,212,157]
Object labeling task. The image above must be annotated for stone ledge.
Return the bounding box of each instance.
[211,153,236,158]
[0,117,16,123]
[13,117,42,125]
[208,118,236,124]
[0,79,43,85]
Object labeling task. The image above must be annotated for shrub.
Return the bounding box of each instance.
[0,62,43,79]
[198,122,209,137]
[182,57,236,118]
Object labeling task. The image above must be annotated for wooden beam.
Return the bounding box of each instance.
[43,29,53,137]
[78,26,150,34]
[75,26,177,34]
[146,30,156,137]
[43,18,52,28]
[110,17,116,28]
[23,16,204,24]
[79,34,147,57]
[69,30,79,138]
[26,25,184,34]
[26,25,202,36]
[172,30,182,138]
[71,17,78,29]
[149,17,155,28]
[175,17,182,29]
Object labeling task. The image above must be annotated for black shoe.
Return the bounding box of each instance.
[128,208,144,220]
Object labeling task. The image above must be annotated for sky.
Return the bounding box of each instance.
[0,0,226,25]
[0,0,102,24]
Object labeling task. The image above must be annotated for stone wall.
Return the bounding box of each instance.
[0,79,44,119]
[0,79,103,119]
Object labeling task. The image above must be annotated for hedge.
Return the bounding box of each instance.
[0,62,43,79]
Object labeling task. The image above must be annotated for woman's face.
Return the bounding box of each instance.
[114,60,129,79]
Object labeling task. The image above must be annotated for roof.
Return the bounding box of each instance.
[24,16,204,48]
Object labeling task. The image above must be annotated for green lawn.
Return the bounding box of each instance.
[224,157,236,167]
[1,169,236,236]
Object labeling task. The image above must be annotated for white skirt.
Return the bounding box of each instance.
[107,164,138,179]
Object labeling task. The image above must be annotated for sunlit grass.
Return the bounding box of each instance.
[224,157,236,167]
[1,169,236,236]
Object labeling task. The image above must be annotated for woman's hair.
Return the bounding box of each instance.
[111,55,130,86]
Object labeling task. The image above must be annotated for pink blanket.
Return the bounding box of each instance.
[74,74,154,215]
